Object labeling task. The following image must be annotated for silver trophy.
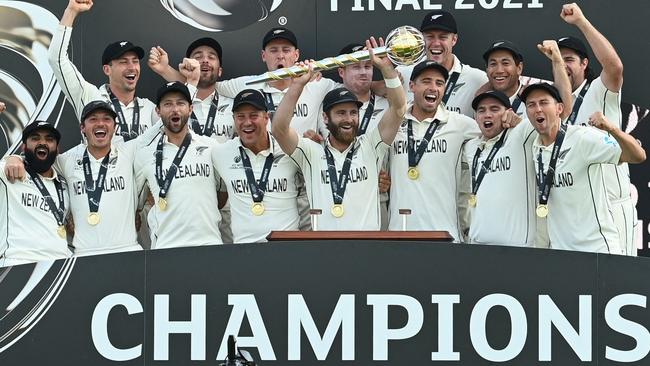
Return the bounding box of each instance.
[245,26,425,85]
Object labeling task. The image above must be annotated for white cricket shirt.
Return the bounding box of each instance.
[185,84,235,143]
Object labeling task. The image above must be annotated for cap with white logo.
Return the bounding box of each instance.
[262,27,298,49]
[322,87,363,112]
[482,39,524,63]
[419,10,457,33]
[101,40,145,66]
[232,89,268,112]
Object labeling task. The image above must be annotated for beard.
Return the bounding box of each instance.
[24,145,57,174]
[197,73,219,89]
[163,114,189,134]
[327,120,357,145]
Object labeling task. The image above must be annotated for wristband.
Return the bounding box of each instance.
[384,77,401,89]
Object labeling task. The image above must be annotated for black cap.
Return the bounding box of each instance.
[262,27,298,49]
[186,37,223,63]
[339,43,365,55]
[482,40,524,63]
[410,60,449,81]
[420,10,457,33]
[22,120,61,143]
[322,88,363,112]
[101,40,145,65]
[520,83,563,103]
[472,90,512,111]
[557,36,589,59]
[155,81,192,106]
[232,89,267,112]
[81,100,117,122]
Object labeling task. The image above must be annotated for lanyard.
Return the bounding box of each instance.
[26,168,65,226]
[239,146,274,203]
[567,80,592,125]
[107,86,140,141]
[324,143,356,205]
[155,133,192,200]
[261,91,276,119]
[83,149,110,214]
[536,123,567,206]
[407,119,440,168]
[441,71,461,105]
[511,95,522,114]
[190,92,220,136]
[357,92,376,136]
[471,129,508,194]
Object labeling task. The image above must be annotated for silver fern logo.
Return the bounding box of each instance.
[160,0,284,32]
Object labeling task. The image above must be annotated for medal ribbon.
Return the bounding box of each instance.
[471,129,509,195]
[155,132,192,200]
[567,80,592,125]
[238,146,275,203]
[407,119,441,168]
[190,92,220,136]
[83,149,110,215]
[261,91,276,120]
[536,123,567,207]
[26,168,65,227]
[357,92,376,136]
[324,144,356,205]
[107,86,140,141]
[441,71,460,105]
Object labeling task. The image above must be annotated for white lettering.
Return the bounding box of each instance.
[367,294,423,360]
[605,294,650,362]
[91,293,143,361]
[153,294,206,361]
[431,295,460,361]
[538,295,592,361]
[470,294,527,362]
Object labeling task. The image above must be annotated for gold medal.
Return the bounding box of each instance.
[468,194,477,207]
[407,167,419,180]
[158,197,168,211]
[87,212,100,226]
[251,202,265,216]
[331,204,345,218]
[536,204,549,218]
[57,225,66,239]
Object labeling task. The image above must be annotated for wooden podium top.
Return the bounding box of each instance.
[266,231,454,242]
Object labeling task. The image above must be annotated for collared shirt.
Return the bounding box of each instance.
[186,84,235,143]
[290,127,388,230]
[57,140,141,255]
[0,162,71,263]
[532,125,622,253]
[387,105,480,240]
[213,134,300,242]
[134,131,222,249]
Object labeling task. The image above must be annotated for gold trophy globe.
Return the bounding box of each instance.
[245,26,425,85]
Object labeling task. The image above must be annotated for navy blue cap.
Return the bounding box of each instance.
[322,88,363,112]
[102,40,144,65]
[472,90,512,110]
[22,120,61,143]
[520,83,563,103]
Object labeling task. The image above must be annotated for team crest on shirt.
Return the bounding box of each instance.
[109,156,118,166]
[195,146,209,156]
[451,82,465,94]
[557,148,571,164]
[218,104,230,113]
[372,109,384,117]
[234,155,242,163]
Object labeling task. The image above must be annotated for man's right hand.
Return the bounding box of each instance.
[4,155,26,183]
[67,0,93,14]
[179,58,200,86]
[148,46,170,75]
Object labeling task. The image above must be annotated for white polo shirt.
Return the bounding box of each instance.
[57,141,141,256]
[397,54,488,118]
[216,77,338,136]
[185,84,235,143]
[48,24,158,139]
[290,127,388,230]
[317,94,389,137]
[0,164,71,263]
[135,131,222,249]
[464,122,537,246]
[532,125,622,253]
[213,134,300,243]
[387,105,480,240]
[509,83,525,116]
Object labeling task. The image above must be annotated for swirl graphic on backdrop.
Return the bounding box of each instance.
[160,0,283,32]
[0,1,67,155]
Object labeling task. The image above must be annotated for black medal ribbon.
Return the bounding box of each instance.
[26,168,65,227]
[261,91,276,119]
[190,92,219,136]
[357,92,376,136]
[239,146,274,203]
[441,71,460,105]
[407,119,441,168]
[511,95,522,114]
[536,123,567,206]
[155,132,192,200]
[567,80,592,125]
[107,86,140,141]
[471,129,509,194]
[324,144,356,205]
[83,149,110,215]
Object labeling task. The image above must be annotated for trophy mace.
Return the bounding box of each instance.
[245,26,426,85]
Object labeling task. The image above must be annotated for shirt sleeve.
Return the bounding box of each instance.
[363,125,390,164]
[290,137,318,175]
[578,127,622,165]
[47,24,102,120]
[215,76,249,98]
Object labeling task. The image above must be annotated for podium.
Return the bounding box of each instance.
[266,230,454,242]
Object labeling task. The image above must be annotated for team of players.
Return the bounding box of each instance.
[0,0,645,266]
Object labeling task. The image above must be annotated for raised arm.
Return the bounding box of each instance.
[537,40,573,119]
[271,63,314,155]
[148,46,187,82]
[560,3,623,91]
[590,112,645,164]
